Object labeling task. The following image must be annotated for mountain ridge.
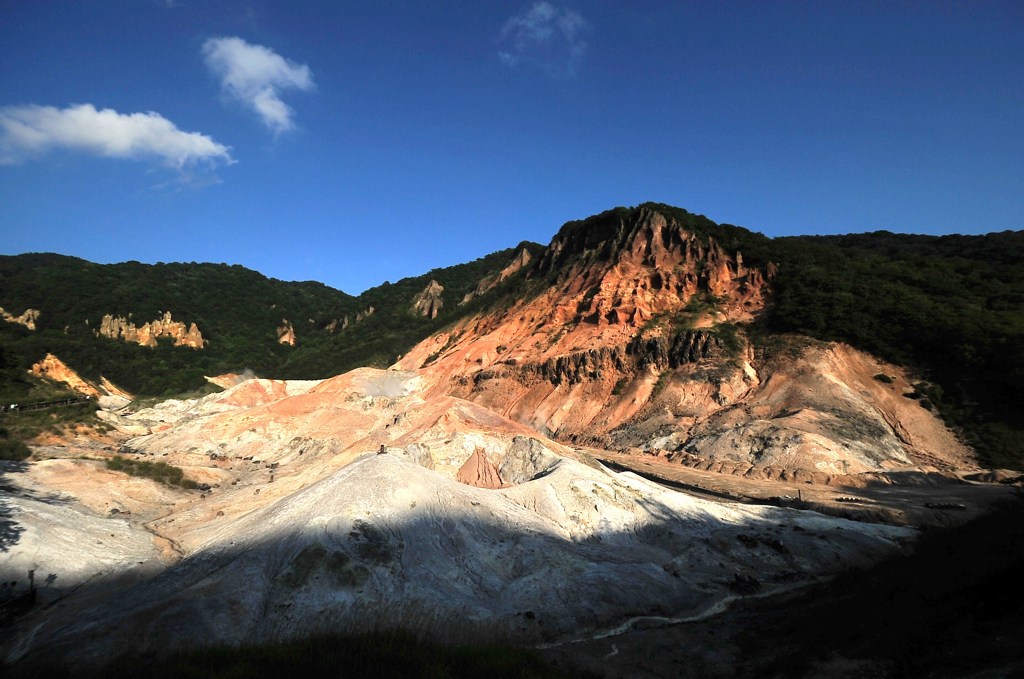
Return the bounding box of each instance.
[2,204,1023,675]
[2,203,1022,467]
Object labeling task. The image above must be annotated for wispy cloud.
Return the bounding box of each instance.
[202,37,314,135]
[498,2,589,78]
[0,103,233,172]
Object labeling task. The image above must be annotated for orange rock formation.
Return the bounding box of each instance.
[0,306,41,330]
[396,206,972,480]
[97,311,205,349]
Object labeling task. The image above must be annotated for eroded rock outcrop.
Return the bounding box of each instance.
[455,448,506,488]
[461,247,533,304]
[29,353,131,401]
[411,280,444,319]
[0,306,40,330]
[533,206,774,327]
[97,312,205,349]
[277,319,296,346]
[30,353,101,397]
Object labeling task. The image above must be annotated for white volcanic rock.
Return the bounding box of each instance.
[6,453,911,667]
[0,461,164,609]
[2,366,913,669]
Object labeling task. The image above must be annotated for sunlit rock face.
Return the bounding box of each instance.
[0,306,40,330]
[411,280,445,319]
[29,352,102,397]
[396,207,971,479]
[97,311,205,348]
[277,319,296,345]
[28,352,131,404]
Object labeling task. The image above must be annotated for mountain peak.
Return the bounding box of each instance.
[532,204,773,327]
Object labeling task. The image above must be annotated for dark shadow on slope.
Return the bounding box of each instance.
[540,496,1024,679]
[0,460,72,554]
[10,631,585,679]
[0,461,918,677]
[0,498,24,554]
[739,496,1024,678]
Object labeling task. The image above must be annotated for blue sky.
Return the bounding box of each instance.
[2,1,1021,294]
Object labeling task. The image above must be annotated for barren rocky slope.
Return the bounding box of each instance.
[2,371,914,669]
[398,207,974,482]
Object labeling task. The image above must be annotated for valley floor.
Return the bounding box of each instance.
[2,395,1015,675]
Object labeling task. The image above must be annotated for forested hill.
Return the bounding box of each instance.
[764,229,1024,469]
[0,244,539,398]
[1,205,1022,468]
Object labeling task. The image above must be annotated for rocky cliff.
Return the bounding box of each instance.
[277,319,297,346]
[532,206,772,325]
[410,280,445,319]
[30,353,101,397]
[29,352,131,401]
[0,306,40,330]
[397,206,973,480]
[97,311,205,349]
[461,247,533,304]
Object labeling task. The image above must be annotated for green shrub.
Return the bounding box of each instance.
[651,370,672,398]
[105,455,198,489]
[711,322,743,356]
[0,438,31,461]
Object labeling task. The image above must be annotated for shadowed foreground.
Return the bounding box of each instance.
[5,499,1020,678]
[7,630,583,679]
[546,497,1024,678]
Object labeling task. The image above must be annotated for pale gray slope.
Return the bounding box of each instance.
[6,452,911,667]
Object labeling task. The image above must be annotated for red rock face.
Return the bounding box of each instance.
[395,207,972,478]
[394,207,775,443]
[540,208,770,329]
[401,207,772,375]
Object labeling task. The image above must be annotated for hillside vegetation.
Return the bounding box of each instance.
[765,230,1024,469]
[1,205,1021,467]
[0,246,538,397]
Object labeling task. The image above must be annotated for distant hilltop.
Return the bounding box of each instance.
[1,204,1021,468]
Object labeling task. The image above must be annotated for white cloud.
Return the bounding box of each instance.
[0,103,233,170]
[202,36,314,135]
[498,2,589,77]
